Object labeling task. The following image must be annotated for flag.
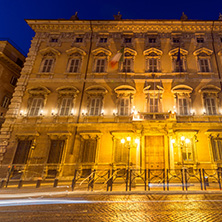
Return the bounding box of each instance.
[176,47,182,72]
[110,48,124,68]
[176,47,181,62]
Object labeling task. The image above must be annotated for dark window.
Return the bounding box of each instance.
[10,76,17,86]
[173,38,180,43]
[16,58,23,67]
[50,38,58,43]
[1,96,10,109]
[211,138,222,161]
[76,38,83,43]
[115,139,128,163]
[124,38,132,43]
[13,140,32,164]
[197,37,204,43]
[99,38,107,43]
[47,140,65,163]
[220,37,222,43]
[149,38,156,43]
[80,139,97,163]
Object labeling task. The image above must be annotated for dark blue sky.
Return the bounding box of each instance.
[0,0,221,55]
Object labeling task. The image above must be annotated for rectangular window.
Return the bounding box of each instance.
[1,96,10,109]
[175,59,184,72]
[178,98,188,115]
[124,38,132,43]
[68,59,80,73]
[197,37,204,43]
[47,140,65,164]
[211,138,222,162]
[75,38,83,43]
[199,59,210,72]
[182,141,193,162]
[147,58,158,72]
[119,98,130,116]
[149,38,156,43]
[89,98,101,116]
[173,38,180,43]
[81,139,97,163]
[42,59,54,73]
[10,76,17,86]
[149,97,159,113]
[205,97,217,115]
[13,140,32,164]
[220,37,222,43]
[50,38,58,43]
[59,98,73,116]
[122,59,132,72]
[114,139,128,163]
[95,59,106,72]
[99,38,107,43]
[28,98,44,116]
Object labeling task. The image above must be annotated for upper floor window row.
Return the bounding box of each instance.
[38,47,214,74]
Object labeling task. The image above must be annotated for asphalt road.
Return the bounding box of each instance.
[0,194,222,222]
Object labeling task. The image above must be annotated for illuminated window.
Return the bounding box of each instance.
[182,140,194,162]
[89,97,102,116]
[148,97,160,113]
[211,138,222,162]
[119,97,130,116]
[114,139,128,163]
[80,139,97,163]
[205,97,217,115]
[178,98,189,115]
[28,98,44,116]
[59,97,73,116]
[1,96,10,109]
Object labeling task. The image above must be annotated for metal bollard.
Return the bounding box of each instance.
[36,178,42,188]
[53,178,58,187]
[18,180,23,189]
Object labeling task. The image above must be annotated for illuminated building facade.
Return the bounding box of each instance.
[1,15,222,178]
[0,40,25,128]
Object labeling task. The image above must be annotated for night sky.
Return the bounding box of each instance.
[0,0,221,55]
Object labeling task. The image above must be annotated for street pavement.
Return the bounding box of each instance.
[0,192,222,221]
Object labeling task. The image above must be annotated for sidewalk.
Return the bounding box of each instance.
[0,186,222,199]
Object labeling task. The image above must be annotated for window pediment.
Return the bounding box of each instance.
[39,47,61,56]
[27,86,51,95]
[124,48,137,56]
[172,85,193,94]
[169,48,188,57]
[143,48,163,56]
[199,85,220,94]
[114,85,136,95]
[193,47,213,56]
[86,86,108,95]
[143,82,164,94]
[92,48,112,57]
[66,47,86,56]
[56,86,79,95]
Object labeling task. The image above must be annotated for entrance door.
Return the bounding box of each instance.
[145,136,164,169]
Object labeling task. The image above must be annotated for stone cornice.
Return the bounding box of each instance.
[26,20,222,33]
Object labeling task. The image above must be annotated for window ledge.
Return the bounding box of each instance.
[92,72,108,75]
[37,72,54,75]
[64,72,81,75]
[197,72,214,75]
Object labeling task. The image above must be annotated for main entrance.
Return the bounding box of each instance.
[145,136,165,169]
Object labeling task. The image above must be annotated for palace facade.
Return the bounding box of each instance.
[1,15,222,179]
